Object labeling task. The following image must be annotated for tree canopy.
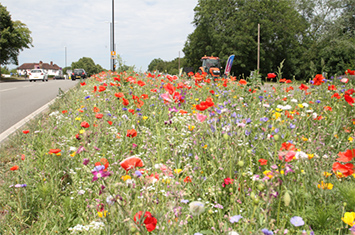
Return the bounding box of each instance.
[71,57,104,76]
[179,0,354,79]
[0,4,33,67]
[148,57,186,75]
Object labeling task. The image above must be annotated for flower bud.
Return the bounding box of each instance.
[238,160,244,167]
[283,191,291,207]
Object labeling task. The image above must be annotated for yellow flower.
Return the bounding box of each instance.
[317,181,333,190]
[142,116,148,120]
[162,178,171,184]
[174,169,182,174]
[79,129,85,134]
[349,137,353,142]
[233,96,237,99]
[334,134,338,138]
[323,172,332,177]
[280,170,285,175]
[273,112,281,120]
[56,153,61,156]
[75,117,81,121]
[70,152,76,157]
[308,154,314,160]
[302,137,308,141]
[188,125,195,131]
[263,170,274,178]
[276,108,282,112]
[195,98,199,101]
[98,210,108,218]
[202,145,207,149]
[215,94,219,97]
[298,104,304,108]
[121,175,131,181]
[342,212,355,226]
[192,111,196,114]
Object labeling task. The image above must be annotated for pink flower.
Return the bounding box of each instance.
[196,113,207,122]
[340,78,349,83]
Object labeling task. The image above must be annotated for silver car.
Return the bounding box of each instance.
[29,69,48,82]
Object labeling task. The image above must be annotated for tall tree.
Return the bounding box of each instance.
[71,57,104,76]
[183,0,309,79]
[0,4,33,77]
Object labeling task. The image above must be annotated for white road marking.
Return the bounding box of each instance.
[0,87,17,92]
[23,85,33,88]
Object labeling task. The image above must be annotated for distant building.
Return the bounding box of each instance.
[17,61,61,76]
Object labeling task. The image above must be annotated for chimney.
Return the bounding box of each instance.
[50,61,53,66]
[39,61,43,68]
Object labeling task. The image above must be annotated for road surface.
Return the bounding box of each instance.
[0,79,78,134]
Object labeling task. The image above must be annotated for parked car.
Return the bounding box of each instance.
[29,69,48,82]
[71,69,87,80]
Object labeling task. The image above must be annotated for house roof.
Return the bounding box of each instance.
[17,61,61,70]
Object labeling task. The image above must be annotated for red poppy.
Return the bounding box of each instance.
[332,162,354,177]
[286,86,294,92]
[285,80,292,83]
[267,73,277,79]
[98,85,106,92]
[279,78,287,83]
[328,85,336,91]
[134,211,157,232]
[164,83,176,95]
[122,98,129,106]
[345,69,355,75]
[150,89,157,93]
[312,74,325,86]
[107,121,113,125]
[140,94,148,99]
[95,113,104,119]
[184,176,192,183]
[22,130,30,134]
[323,106,332,111]
[93,86,97,92]
[258,159,268,165]
[331,93,341,99]
[49,149,61,154]
[239,79,247,85]
[128,109,135,114]
[80,82,86,86]
[120,156,144,171]
[21,154,25,160]
[114,92,124,98]
[179,109,188,114]
[336,149,355,163]
[10,165,19,171]
[81,121,90,128]
[93,107,100,112]
[114,76,121,82]
[299,84,309,91]
[280,142,296,151]
[62,110,68,114]
[209,90,215,94]
[127,129,137,138]
[137,80,146,87]
[344,95,354,106]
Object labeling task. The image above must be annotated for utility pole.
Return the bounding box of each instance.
[257,24,260,72]
[112,0,115,71]
[65,46,67,68]
[178,51,181,73]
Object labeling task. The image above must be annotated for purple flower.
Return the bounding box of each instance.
[316,100,321,103]
[169,107,178,112]
[134,170,142,177]
[181,199,189,204]
[289,123,296,129]
[260,117,269,122]
[290,216,305,227]
[76,146,85,154]
[85,95,90,99]
[93,165,105,172]
[122,108,127,111]
[245,130,251,136]
[350,224,355,232]
[246,118,252,123]
[91,169,111,182]
[83,158,90,165]
[229,215,243,223]
[262,228,274,235]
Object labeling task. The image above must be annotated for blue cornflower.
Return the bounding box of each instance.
[261,228,273,235]
[316,100,321,103]
[289,123,296,129]
[260,117,269,122]
[122,108,127,111]
[85,95,90,99]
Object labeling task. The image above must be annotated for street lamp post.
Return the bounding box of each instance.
[112,0,115,71]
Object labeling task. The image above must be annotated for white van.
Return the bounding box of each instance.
[29,69,48,82]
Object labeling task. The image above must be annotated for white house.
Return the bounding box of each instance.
[17,61,62,76]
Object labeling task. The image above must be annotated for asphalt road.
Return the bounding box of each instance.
[0,79,78,134]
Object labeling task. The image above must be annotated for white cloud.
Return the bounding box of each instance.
[2,0,198,71]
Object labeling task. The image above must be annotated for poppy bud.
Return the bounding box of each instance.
[283,191,291,207]
[274,134,280,141]
[238,160,244,167]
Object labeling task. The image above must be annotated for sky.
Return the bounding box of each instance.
[2,0,199,71]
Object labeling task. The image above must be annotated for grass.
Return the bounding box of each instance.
[0,71,354,235]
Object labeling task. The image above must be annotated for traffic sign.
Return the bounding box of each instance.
[111,51,116,56]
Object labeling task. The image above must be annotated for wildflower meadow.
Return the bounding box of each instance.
[1,69,355,235]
